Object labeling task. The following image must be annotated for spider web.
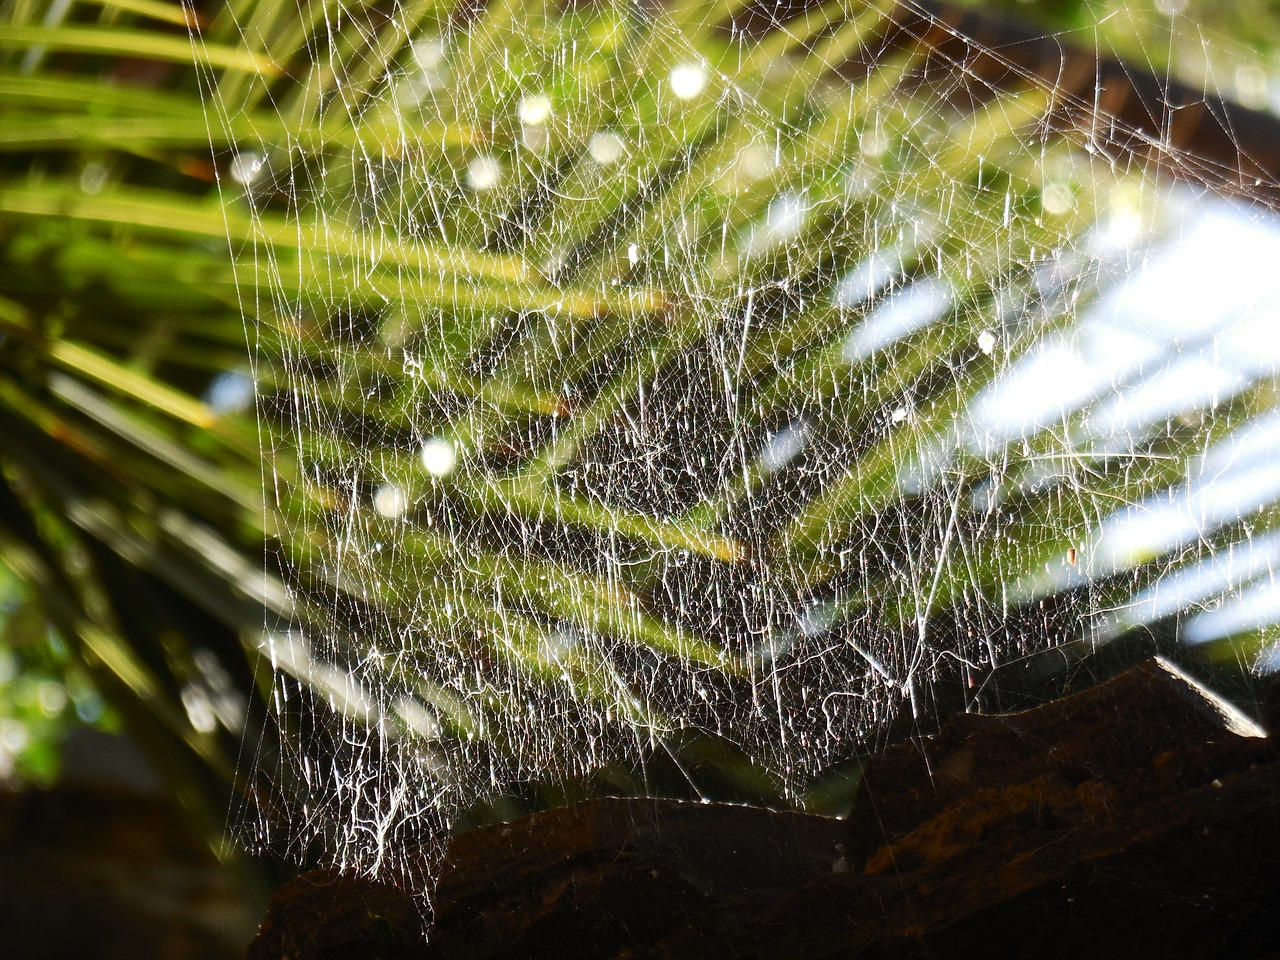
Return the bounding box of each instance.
[195,0,1280,907]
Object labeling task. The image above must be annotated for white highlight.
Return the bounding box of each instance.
[758,421,810,475]
[230,152,264,186]
[843,278,952,361]
[373,483,409,519]
[518,93,552,125]
[588,131,625,165]
[746,192,808,255]
[466,155,502,191]
[669,63,707,100]
[420,436,457,477]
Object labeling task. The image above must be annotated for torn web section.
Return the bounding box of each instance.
[199,0,1280,907]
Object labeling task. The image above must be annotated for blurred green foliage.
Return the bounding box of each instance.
[0,562,117,785]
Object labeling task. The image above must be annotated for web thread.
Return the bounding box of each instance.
[195,0,1280,907]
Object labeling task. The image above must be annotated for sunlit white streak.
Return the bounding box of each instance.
[757,420,810,475]
[745,192,809,256]
[182,685,218,733]
[1120,203,1280,339]
[1257,642,1280,673]
[1153,657,1267,738]
[965,197,1280,461]
[1182,576,1280,645]
[262,630,310,678]
[1008,356,1242,494]
[796,600,839,637]
[312,664,377,722]
[1085,196,1144,255]
[259,631,378,724]
[1093,529,1280,643]
[965,338,1099,457]
[1010,326,1280,503]
[1204,408,1280,476]
[1080,468,1280,592]
[842,277,952,361]
[20,0,72,74]
[395,697,442,739]
[1016,415,1280,600]
[1085,357,1239,441]
[833,248,903,308]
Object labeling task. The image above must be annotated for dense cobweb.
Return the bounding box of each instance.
[197,0,1280,903]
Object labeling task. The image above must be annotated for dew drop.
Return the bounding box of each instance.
[466,155,502,191]
[420,436,456,477]
[669,63,707,100]
[518,93,552,125]
[373,483,409,518]
[230,152,264,186]
[588,131,625,165]
[1041,182,1074,215]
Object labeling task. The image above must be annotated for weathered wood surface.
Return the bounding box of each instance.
[247,660,1280,958]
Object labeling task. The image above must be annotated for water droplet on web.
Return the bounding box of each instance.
[230,152,264,186]
[372,483,409,518]
[669,62,707,100]
[1042,181,1075,215]
[420,437,456,477]
[588,131,625,166]
[466,155,502,191]
[518,94,552,126]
